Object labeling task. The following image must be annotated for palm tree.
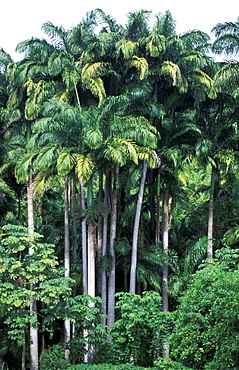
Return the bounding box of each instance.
[212,17,239,56]
[195,93,238,258]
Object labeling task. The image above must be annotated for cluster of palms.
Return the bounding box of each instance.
[1,9,239,369]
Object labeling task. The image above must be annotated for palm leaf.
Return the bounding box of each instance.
[116,39,137,59]
[130,56,148,80]
[75,153,95,183]
[56,149,77,176]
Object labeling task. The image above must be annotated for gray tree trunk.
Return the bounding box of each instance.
[80,182,88,294]
[27,176,39,370]
[72,182,78,265]
[207,167,215,259]
[129,161,147,293]
[87,220,95,298]
[101,189,109,327]
[107,167,119,332]
[162,186,169,358]
[64,177,71,360]
[97,172,103,296]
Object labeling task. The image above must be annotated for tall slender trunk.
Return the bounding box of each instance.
[107,167,119,332]
[80,182,88,295]
[22,330,26,370]
[80,182,89,362]
[27,176,39,370]
[72,182,78,265]
[207,166,215,259]
[155,171,161,244]
[97,172,103,296]
[129,161,148,293]
[64,177,71,360]
[87,179,95,299]
[101,171,110,327]
[87,220,95,298]
[162,186,169,358]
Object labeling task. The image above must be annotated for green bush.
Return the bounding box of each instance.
[110,291,171,366]
[66,363,192,370]
[40,344,71,370]
[67,365,155,370]
[154,358,192,369]
[170,249,239,369]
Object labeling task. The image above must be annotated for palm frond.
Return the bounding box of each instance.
[160,60,182,87]
[41,22,71,50]
[130,56,148,80]
[184,236,208,276]
[75,153,95,183]
[116,39,137,59]
[56,148,77,176]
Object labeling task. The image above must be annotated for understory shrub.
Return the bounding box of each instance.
[66,363,192,370]
[67,365,155,370]
[170,249,239,369]
[154,358,192,369]
[109,291,172,366]
[40,344,71,370]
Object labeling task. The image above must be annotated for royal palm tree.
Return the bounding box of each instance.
[212,17,239,56]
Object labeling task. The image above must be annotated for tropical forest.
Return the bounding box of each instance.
[1,8,239,370]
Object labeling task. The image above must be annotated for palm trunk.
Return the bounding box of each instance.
[129,161,147,293]
[72,182,78,265]
[162,186,169,358]
[87,220,95,298]
[87,179,95,299]
[107,167,119,332]
[101,171,110,327]
[155,171,161,244]
[97,171,103,296]
[27,176,39,370]
[80,181,88,295]
[22,330,26,370]
[64,177,71,360]
[207,167,215,259]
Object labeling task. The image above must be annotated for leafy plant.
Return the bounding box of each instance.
[110,291,172,366]
[170,248,239,369]
[40,344,71,370]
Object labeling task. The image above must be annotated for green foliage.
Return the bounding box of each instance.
[40,344,71,370]
[170,248,239,369]
[155,358,192,370]
[0,224,72,343]
[67,365,156,370]
[110,291,171,366]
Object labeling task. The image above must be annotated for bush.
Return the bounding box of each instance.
[170,249,239,369]
[40,344,71,370]
[154,358,192,369]
[110,291,171,366]
[67,365,155,370]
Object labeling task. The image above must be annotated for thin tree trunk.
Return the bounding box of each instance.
[207,166,215,259]
[129,161,148,293]
[97,171,104,296]
[27,176,39,370]
[155,171,161,244]
[80,182,88,295]
[80,181,89,363]
[22,331,26,370]
[64,177,71,360]
[107,167,119,332]
[72,182,78,265]
[162,186,169,358]
[87,179,95,299]
[87,220,95,298]
[101,172,110,326]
